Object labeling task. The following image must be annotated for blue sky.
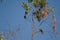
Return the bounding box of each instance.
[0,0,60,40]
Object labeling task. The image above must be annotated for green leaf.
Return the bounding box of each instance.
[32,0,39,7]
[22,2,28,9]
[39,0,47,8]
[22,2,30,12]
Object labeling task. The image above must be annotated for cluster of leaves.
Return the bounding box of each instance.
[22,0,50,22]
[21,0,59,40]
